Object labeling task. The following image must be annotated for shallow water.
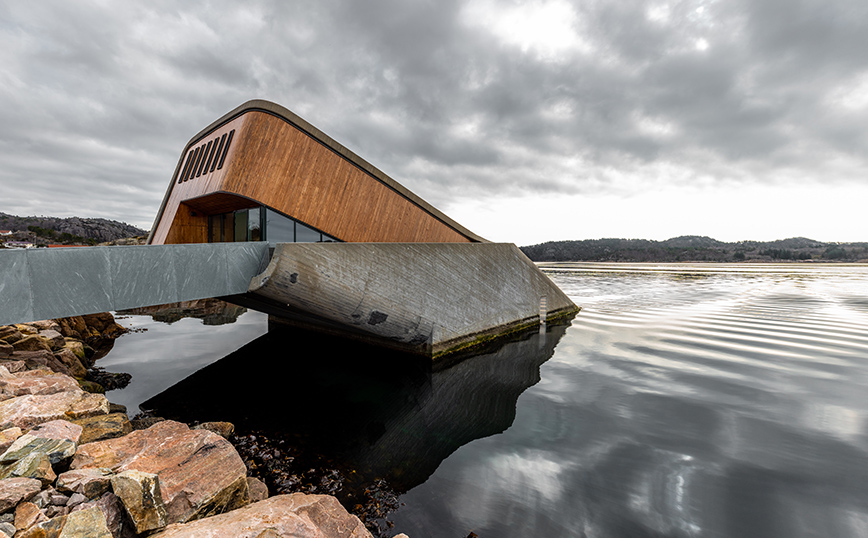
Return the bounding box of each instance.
[104,263,868,538]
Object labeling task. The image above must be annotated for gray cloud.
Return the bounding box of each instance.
[0,0,866,230]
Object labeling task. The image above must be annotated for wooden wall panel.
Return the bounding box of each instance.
[151,107,479,245]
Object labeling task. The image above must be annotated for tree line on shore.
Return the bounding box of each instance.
[520,236,868,262]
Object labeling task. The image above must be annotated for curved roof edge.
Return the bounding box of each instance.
[148,99,487,244]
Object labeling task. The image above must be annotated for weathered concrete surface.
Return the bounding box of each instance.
[244,243,577,357]
[0,243,270,326]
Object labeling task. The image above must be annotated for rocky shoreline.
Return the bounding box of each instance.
[0,316,407,538]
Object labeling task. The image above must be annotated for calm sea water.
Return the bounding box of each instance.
[102,263,868,538]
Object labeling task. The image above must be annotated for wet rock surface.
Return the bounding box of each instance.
[231,432,400,538]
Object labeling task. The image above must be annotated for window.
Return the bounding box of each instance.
[207,206,340,245]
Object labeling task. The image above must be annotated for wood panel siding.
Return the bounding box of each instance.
[149,100,485,245]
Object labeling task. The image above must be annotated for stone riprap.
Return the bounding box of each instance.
[0,314,393,538]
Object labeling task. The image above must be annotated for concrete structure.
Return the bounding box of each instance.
[1,99,577,357]
[0,243,269,326]
[228,243,575,357]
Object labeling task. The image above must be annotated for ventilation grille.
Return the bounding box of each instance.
[177,129,235,184]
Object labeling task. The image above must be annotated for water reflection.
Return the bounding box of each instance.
[118,298,247,325]
[142,321,570,493]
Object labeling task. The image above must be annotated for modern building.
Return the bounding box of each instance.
[148,100,577,357]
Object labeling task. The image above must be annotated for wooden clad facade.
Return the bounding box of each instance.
[149,100,484,245]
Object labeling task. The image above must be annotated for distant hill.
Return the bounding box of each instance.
[0,212,146,246]
[520,236,868,262]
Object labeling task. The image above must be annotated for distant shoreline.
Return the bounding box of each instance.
[521,236,868,263]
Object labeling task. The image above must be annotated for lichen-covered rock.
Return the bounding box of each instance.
[0,477,41,513]
[70,414,131,444]
[0,370,80,402]
[0,434,76,466]
[0,452,56,486]
[51,350,87,380]
[29,421,83,445]
[56,469,114,499]
[110,470,168,534]
[58,505,113,538]
[71,421,248,525]
[11,336,52,354]
[0,391,109,431]
[149,494,373,538]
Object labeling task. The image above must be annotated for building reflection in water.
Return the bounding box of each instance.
[142,318,572,493]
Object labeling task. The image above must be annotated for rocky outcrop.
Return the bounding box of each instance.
[71,420,249,525]
[149,494,372,538]
[0,390,109,431]
[110,470,168,534]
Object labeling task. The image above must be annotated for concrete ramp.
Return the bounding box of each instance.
[0,243,270,326]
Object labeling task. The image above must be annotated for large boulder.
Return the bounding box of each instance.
[0,327,23,345]
[0,434,76,467]
[9,351,71,377]
[0,477,41,513]
[38,331,65,352]
[11,336,52,353]
[0,370,80,402]
[29,420,83,444]
[52,349,87,379]
[68,492,126,537]
[149,494,373,538]
[70,421,248,525]
[0,391,109,431]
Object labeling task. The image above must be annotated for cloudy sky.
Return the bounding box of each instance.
[1,0,866,245]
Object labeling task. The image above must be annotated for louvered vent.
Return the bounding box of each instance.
[177,129,235,184]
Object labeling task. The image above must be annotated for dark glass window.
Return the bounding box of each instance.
[233,210,248,242]
[265,209,295,246]
[295,222,321,243]
[222,213,235,242]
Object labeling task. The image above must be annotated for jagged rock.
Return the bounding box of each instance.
[29,322,61,333]
[38,332,65,352]
[0,452,56,486]
[11,351,71,377]
[0,328,22,345]
[11,336,51,354]
[247,477,268,502]
[14,326,37,336]
[52,494,71,507]
[0,477,41,512]
[149,494,373,538]
[0,344,11,361]
[29,421,83,444]
[110,470,168,534]
[56,469,114,498]
[0,428,22,452]
[59,505,113,538]
[60,341,86,364]
[14,501,47,532]
[84,369,130,392]
[71,421,248,525]
[192,422,234,438]
[0,370,80,402]
[0,521,13,537]
[0,362,25,375]
[1,434,77,466]
[70,414,131,444]
[77,380,104,395]
[30,489,52,509]
[52,350,87,380]
[0,390,109,431]
[69,492,126,538]
[45,504,69,519]
[65,493,86,509]
[107,404,126,416]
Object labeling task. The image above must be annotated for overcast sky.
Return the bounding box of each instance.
[1,0,866,245]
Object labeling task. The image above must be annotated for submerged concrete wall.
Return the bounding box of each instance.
[0,243,270,326]
[247,242,578,357]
